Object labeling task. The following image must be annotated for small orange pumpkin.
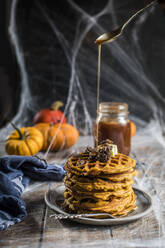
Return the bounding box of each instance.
[33,101,66,124]
[35,123,79,151]
[130,122,136,137]
[34,123,65,151]
[56,123,79,149]
[5,123,44,156]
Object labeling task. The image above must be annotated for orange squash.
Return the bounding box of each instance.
[56,123,79,149]
[34,123,65,151]
[35,123,79,151]
[33,101,66,124]
[130,122,136,137]
[5,123,44,156]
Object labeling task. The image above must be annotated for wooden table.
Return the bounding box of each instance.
[0,135,164,248]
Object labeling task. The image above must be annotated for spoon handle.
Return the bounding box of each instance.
[50,213,116,220]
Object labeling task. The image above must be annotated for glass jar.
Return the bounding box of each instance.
[94,102,131,155]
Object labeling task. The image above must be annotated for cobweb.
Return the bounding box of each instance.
[2,0,165,246]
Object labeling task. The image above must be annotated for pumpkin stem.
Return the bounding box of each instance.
[11,122,23,140]
[51,101,63,111]
[50,122,54,127]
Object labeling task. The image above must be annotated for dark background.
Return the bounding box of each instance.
[0,0,20,127]
[1,0,165,132]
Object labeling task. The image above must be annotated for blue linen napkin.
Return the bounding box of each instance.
[0,155,66,231]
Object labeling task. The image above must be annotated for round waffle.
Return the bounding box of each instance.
[64,187,133,200]
[64,189,136,216]
[64,173,134,192]
[65,169,137,183]
[76,203,137,217]
[63,141,137,217]
[65,153,136,176]
[98,169,138,181]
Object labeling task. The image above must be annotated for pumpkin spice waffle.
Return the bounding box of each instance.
[64,187,133,200]
[97,169,138,181]
[64,189,136,216]
[65,153,136,176]
[76,202,137,217]
[64,174,134,192]
[63,140,137,217]
[64,170,137,191]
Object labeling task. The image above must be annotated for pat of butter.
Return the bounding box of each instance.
[110,144,118,156]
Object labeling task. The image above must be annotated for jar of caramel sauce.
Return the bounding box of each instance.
[94,102,131,155]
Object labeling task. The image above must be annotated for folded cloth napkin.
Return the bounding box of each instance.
[0,155,66,231]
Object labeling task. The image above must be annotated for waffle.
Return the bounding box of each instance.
[64,187,133,200]
[65,153,136,176]
[64,189,136,216]
[65,169,137,185]
[63,140,137,217]
[97,169,138,181]
[76,203,137,217]
[64,174,134,192]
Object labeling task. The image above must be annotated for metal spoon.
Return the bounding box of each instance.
[95,0,157,45]
[50,213,117,220]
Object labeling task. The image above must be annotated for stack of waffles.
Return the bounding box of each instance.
[64,140,137,217]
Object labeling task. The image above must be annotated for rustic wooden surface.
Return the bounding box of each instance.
[0,181,161,248]
[0,136,164,248]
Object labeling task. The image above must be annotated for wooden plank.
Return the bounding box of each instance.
[0,183,48,248]
[112,211,162,241]
[40,206,114,248]
[39,182,113,248]
[111,178,163,246]
[0,137,164,247]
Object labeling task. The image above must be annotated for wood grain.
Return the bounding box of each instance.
[0,183,47,248]
[0,137,164,248]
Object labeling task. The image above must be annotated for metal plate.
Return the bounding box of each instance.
[45,185,152,225]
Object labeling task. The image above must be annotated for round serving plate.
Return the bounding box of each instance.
[45,185,152,226]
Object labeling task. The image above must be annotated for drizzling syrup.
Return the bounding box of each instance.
[96,44,101,146]
[95,0,156,145]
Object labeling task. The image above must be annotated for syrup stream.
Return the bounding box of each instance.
[95,0,157,146]
[96,44,101,146]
